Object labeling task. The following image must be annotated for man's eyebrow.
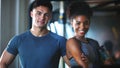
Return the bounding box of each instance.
[36,10,50,14]
[76,21,81,23]
[36,11,42,13]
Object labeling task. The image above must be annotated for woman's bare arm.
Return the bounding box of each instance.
[66,38,88,68]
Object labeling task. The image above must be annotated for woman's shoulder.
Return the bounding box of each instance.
[86,38,100,48]
[67,37,77,42]
[86,38,98,43]
[66,37,80,47]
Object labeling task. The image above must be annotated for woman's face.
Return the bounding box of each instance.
[71,15,90,37]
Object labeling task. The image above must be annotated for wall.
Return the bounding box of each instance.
[87,12,120,46]
[0,0,1,55]
[0,0,30,68]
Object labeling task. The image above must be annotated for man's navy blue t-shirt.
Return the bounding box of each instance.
[6,30,67,68]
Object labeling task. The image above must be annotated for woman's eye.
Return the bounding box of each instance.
[84,21,89,25]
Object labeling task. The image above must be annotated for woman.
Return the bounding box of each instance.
[66,1,102,68]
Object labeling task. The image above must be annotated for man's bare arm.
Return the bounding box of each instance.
[0,50,15,68]
[63,55,71,67]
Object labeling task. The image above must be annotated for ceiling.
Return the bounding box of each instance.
[86,0,120,12]
[52,0,120,12]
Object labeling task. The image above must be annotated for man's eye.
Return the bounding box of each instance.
[37,12,42,15]
[45,13,50,17]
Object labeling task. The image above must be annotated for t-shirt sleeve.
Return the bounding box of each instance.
[6,36,19,56]
[59,37,67,57]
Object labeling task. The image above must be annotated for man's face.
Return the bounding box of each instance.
[31,6,51,28]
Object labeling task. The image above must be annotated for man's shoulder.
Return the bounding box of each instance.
[12,30,29,40]
[48,31,67,42]
[49,31,66,38]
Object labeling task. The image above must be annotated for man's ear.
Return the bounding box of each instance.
[30,11,33,18]
[49,13,52,20]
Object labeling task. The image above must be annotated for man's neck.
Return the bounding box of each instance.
[30,27,49,37]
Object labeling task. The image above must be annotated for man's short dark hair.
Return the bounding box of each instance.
[29,0,53,12]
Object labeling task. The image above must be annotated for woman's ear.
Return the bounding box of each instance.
[71,23,73,27]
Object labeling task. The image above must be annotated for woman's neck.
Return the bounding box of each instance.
[75,36,88,43]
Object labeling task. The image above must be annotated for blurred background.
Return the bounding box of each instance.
[0,0,120,68]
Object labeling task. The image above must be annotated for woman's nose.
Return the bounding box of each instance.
[79,23,85,29]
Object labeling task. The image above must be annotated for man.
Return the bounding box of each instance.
[0,1,70,68]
